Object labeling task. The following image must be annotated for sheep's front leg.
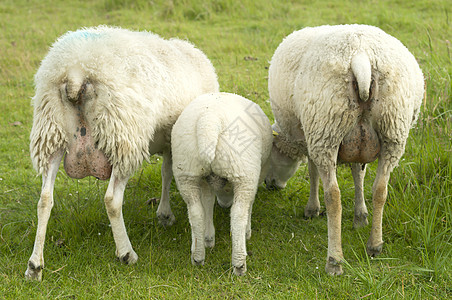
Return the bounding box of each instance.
[318,166,343,275]
[351,163,369,228]
[157,151,175,226]
[104,173,137,264]
[305,159,321,218]
[230,183,256,276]
[25,150,63,281]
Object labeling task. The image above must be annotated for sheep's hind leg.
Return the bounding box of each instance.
[201,181,215,248]
[104,173,138,265]
[156,151,176,226]
[25,150,63,281]
[318,165,344,275]
[351,163,369,228]
[230,181,257,276]
[367,145,400,257]
[304,159,321,218]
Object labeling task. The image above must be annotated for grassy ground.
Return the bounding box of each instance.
[0,0,450,298]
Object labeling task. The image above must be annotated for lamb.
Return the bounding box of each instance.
[171,92,272,276]
[26,26,219,280]
[264,24,424,275]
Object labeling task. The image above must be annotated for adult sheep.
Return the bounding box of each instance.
[26,26,219,280]
[172,92,272,276]
[265,24,424,275]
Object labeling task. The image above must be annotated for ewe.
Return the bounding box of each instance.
[265,24,424,275]
[171,92,272,276]
[26,26,219,280]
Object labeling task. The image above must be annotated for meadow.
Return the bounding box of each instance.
[0,0,450,298]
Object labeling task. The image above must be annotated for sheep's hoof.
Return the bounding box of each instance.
[366,241,383,257]
[25,261,43,281]
[118,250,138,265]
[233,263,247,276]
[205,236,215,248]
[157,212,176,227]
[304,207,320,218]
[325,257,343,276]
[353,212,369,228]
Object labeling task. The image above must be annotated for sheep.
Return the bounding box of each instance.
[171,92,272,276]
[25,26,219,280]
[264,24,424,275]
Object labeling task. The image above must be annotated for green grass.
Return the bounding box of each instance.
[1,0,451,298]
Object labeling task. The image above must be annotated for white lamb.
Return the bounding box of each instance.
[171,92,272,276]
[265,24,424,275]
[26,26,219,280]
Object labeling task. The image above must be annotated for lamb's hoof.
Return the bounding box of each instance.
[304,207,320,218]
[25,261,43,281]
[205,236,215,248]
[366,241,383,257]
[353,212,369,228]
[325,257,343,275]
[191,256,205,266]
[118,250,138,265]
[157,212,175,227]
[233,263,247,276]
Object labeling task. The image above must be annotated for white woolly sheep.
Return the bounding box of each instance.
[171,92,272,276]
[26,26,219,280]
[265,24,424,275]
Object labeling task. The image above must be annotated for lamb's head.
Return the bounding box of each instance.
[264,125,304,190]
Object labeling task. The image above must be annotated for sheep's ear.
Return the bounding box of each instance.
[272,130,279,136]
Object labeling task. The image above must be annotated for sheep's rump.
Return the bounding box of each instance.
[30,26,219,178]
[269,24,424,166]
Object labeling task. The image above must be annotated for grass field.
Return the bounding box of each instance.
[0,0,450,298]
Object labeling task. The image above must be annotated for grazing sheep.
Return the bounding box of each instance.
[26,26,219,280]
[171,92,272,276]
[265,24,424,275]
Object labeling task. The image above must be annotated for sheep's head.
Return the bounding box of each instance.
[264,125,304,190]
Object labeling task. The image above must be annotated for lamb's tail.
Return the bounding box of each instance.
[65,65,86,103]
[351,51,372,101]
[197,112,222,164]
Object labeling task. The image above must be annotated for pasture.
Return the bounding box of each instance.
[0,0,450,298]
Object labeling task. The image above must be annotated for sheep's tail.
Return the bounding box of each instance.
[197,112,221,164]
[351,51,372,101]
[65,65,86,102]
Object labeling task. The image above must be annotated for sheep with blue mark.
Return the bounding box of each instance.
[26,25,219,280]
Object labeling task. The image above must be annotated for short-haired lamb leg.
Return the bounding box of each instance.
[25,150,64,281]
[156,151,175,226]
[230,181,257,276]
[351,163,369,228]
[305,159,321,218]
[200,181,216,248]
[104,173,138,264]
[179,177,206,265]
[318,164,344,276]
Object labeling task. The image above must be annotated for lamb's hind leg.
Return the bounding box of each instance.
[157,151,175,226]
[351,163,369,228]
[230,181,257,276]
[305,159,320,218]
[104,173,138,264]
[25,150,64,281]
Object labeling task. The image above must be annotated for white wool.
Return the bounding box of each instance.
[269,24,424,169]
[30,25,219,178]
